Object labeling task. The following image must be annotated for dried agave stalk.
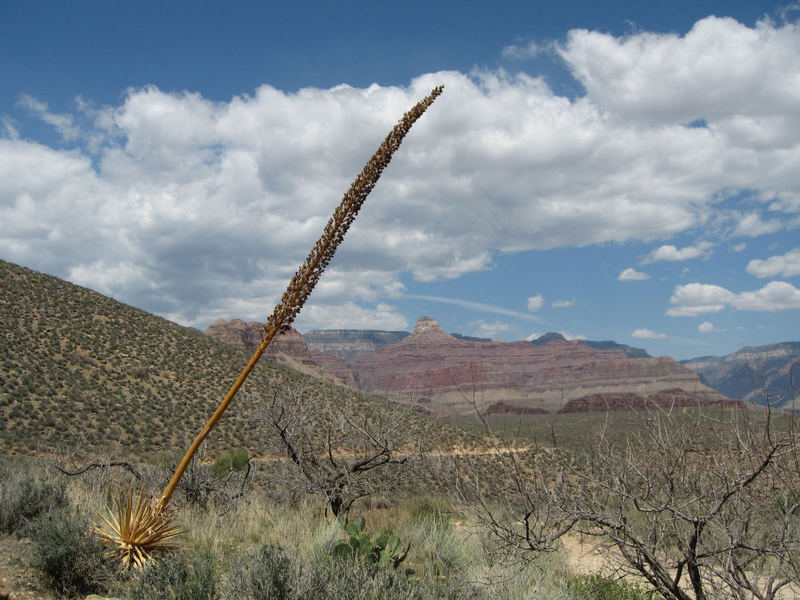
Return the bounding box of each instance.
[97,85,444,566]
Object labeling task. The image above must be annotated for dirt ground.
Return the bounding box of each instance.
[561,534,609,575]
[0,535,55,600]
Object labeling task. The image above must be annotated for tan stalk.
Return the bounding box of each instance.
[97,85,444,567]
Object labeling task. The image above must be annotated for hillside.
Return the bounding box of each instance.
[0,259,478,460]
[683,342,800,409]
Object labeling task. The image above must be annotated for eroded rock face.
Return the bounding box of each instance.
[305,329,409,361]
[557,390,742,413]
[206,315,732,416]
[335,317,728,416]
[404,316,453,341]
[203,318,312,361]
[682,342,800,408]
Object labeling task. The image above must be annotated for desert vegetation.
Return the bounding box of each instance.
[457,404,800,600]
[2,453,660,599]
[2,87,798,598]
[2,256,800,597]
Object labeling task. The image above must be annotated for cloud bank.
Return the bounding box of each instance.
[668,281,800,316]
[1,16,799,330]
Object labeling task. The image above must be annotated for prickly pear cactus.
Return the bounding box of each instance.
[331,517,410,569]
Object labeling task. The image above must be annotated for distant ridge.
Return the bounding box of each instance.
[206,316,727,416]
[304,329,410,361]
[683,342,800,409]
[304,328,649,362]
[316,317,729,417]
[530,332,650,358]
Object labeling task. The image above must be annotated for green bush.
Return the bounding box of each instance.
[0,464,68,533]
[27,506,112,598]
[224,538,477,600]
[224,544,292,599]
[567,573,655,600]
[212,447,249,476]
[127,550,218,600]
[299,551,422,600]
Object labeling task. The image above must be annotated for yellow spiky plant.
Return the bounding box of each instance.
[96,489,181,569]
[96,85,444,567]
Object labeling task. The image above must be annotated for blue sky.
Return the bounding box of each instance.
[1,1,799,360]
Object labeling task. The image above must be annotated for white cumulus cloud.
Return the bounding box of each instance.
[502,40,542,60]
[698,321,715,333]
[667,283,738,316]
[2,15,800,330]
[300,302,409,331]
[17,94,80,141]
[746,247,800,278]
[527,294,544,312]
[632,328,668,339]
[559,16,800,127]
[732,212,784,237]
[561,331,586,341]
[619,268,650,281]
[643,241,713,263]
[471,320,512,338]
[668,281,800,316]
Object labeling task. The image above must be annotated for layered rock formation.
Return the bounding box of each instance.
[206,315,736,416]
[203,318,317,370]
[683,342,800,408]
[326,317,727,416]
[530,332,650,358]
[305,329,410,361]
[557,390,741,413]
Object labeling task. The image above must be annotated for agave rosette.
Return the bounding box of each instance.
[95,490,182,569]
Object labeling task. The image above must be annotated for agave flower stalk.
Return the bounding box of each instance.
[97,85,444,566]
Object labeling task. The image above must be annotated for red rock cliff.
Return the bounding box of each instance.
[341,317,727,416]
[204,318,312,362]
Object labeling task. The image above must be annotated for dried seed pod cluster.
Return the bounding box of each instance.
[263,85,444,340]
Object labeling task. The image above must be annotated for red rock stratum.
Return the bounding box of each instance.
[315,317,730,416]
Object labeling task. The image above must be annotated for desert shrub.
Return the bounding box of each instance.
[567,574,655,600]
[0,463,68,533]
[212,447,249,476]
[223,544,292,599]
[406,494,452,525]
[27,506,112,598]
[222,538,479,600]
[126,550,217,600]
[298,551,423,600]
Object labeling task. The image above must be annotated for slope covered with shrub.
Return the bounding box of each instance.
[0,258,477,461]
